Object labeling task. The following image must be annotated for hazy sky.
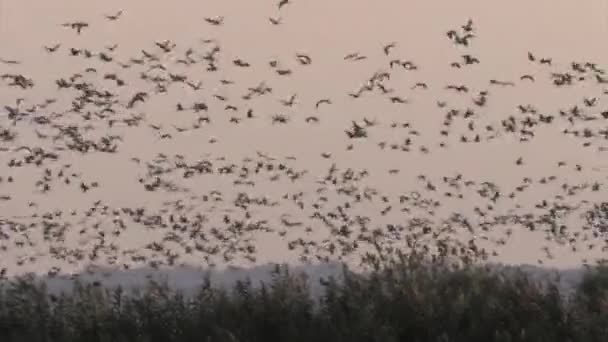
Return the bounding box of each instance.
[1,0,608,277]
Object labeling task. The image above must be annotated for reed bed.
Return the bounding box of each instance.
[0,257,607,342]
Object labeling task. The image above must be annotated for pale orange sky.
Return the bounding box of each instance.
[1,0,608,276]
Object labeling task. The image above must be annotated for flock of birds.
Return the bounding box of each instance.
[1,3,608,279]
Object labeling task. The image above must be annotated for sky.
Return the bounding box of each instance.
[1,0,608,279]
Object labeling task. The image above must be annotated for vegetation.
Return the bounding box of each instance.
[0,257,607,341]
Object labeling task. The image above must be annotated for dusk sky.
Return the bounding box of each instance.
[1,0,608,280]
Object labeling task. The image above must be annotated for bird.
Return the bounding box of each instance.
[389,96,408,104]
[44,44,61,53]
[296,54,312,65]
[462,18,474,32]
[446,84,469,92]
[276,68,292,76]
[346,121,367,138]
[62,21,89,34]
[583,97,598,107]
[186,81,203,90]
[105,10,123,21]
[280,94,297,107]
[490,79,515,86]
[520,74,535,82]
[127,92,148,108]
[272,114,289,124]
[377,84,393,94]
[363,118,377,127]
[383,42,397,56]
[155,40,175,53]
[315,99,332,109]
[204,16,224,26]
[0,58,20,65]
[344,52,366,61]
[462,54,480,65]
[233,59,250,67]
[214,94,227,101]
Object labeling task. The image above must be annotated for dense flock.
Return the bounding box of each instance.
[1,2,608,279]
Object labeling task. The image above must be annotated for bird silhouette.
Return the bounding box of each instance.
[105,10,123,21]
[296,53,312,65]
[233,59,250,67]
[383,42,397,56]
[204,16,224,26]
[389,96,408,104]
[127,92,148,109]
[0,58,20,65]
[280,94,297,107]
[462,19,474,32]
[44,44,61,53]
[315,99,332,109]
[62,21,89,34]
[520,74,535,82]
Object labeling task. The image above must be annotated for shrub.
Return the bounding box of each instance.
[0,260,606,342]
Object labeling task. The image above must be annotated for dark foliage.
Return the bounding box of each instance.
[0,260,607,342]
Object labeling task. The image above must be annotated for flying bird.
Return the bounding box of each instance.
[280,94,297,107]
[44,43,61,53]
[62,21,89,34]
[127,92,148,109]
[344,52,366,61]
[204,16,224,26]
[305,116,319,123]
[0,58,20,65]
[155,40,175,52]
[527,52,535,62]
[462,19,474,32]
[446,84,469,92]
[276,68,292,76]
[346,121,367,138]
[233,59,250,67]
[315,99,332,109]
[583,97,598,107]
[105,10,123,21]
[389,96,407,104]
[462,54,479,64]
[296,53,312,65]
[520,74,535,82]
[383,42,397,56]
[490,79,515,86]
[186,81,202,90]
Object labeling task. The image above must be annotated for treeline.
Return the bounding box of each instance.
[0,257,607,341]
